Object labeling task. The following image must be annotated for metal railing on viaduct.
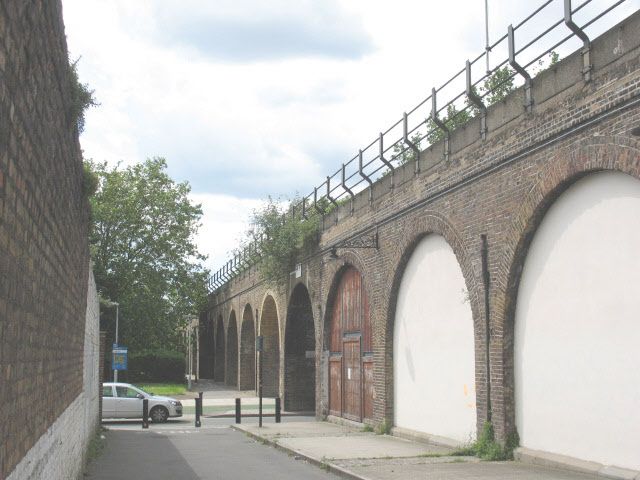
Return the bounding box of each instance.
[208,0,632,291]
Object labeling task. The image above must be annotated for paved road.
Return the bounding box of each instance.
[85,417,338,480]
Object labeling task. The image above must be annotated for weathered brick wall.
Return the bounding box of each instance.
[0,2,90,478]
[204,10,640,442]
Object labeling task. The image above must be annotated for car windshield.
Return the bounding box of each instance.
[132,385,151,395]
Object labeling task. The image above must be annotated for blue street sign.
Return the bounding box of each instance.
[112,345,128,371]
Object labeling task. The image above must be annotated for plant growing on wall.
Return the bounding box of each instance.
[240,197,320,286]
[68,57,98,133]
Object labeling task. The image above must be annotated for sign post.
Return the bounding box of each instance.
[112,344,128,382]
[256,335,264,428]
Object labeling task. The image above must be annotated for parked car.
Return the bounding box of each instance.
[102,382,182,423]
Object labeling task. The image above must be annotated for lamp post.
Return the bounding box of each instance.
[113,302,120,382]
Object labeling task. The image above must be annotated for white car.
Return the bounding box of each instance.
[102,382,183,423]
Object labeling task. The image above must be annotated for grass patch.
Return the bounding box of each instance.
[362,424,374,432]
[450,422,519,461]
[83,427,107,474]
[138,383,186,396]
[375,419,391,435]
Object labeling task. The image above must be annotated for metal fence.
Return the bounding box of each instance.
[208,0,633,292]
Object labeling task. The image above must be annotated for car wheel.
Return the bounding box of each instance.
[150,406,169,423]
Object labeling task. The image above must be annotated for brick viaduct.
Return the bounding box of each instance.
[202,10,640,473]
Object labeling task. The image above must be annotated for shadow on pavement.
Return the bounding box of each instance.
[84,430,199,480]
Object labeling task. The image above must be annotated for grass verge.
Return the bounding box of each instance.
[138,383,187,396]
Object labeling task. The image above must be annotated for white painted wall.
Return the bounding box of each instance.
[515,171,640,471]
[394,234,476,443]
[8,269,100,480]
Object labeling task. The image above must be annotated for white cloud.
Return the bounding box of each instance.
[190,193,264,271]
[62,0,639,277]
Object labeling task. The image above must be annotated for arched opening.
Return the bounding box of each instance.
[214,316,225,382]
[328,266,373,422]
[260,295,280,397]
[198,312,214,379]
[284,283,316,412]
[393,234,476,442]
[225,311,238,387]
[240,304,256,391]
[514,171,640,471]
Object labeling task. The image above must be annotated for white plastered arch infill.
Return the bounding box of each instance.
[515,171,640,471]
[393,234,476,443]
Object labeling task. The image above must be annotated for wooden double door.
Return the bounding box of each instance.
[329,267,374,422]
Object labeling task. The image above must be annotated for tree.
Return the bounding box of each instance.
[239,197,320,286]
[88,157,209,352]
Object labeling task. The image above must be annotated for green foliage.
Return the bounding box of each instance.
[122,350,186,383]
[84,428,106,471]
[425,65,516,146]
[533,51,561,77]
[375,419,392,435]
[481,65,515,106]
[68,58,98,133]
[450,445,476,456]
[426,104,475,145]
[88,158,209,352]
[243,197,320,286]
[392,133,422,166]
[503,429,520,460]
[137,383,187,396]
[83,161,99,198]
[450,422,519,461]
[362,424,374,432]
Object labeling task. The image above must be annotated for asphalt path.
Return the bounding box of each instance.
[85,417,338,480]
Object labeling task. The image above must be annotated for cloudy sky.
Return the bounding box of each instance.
[61,0,638,273]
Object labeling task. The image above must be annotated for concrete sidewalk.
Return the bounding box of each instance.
[232,421,603,480]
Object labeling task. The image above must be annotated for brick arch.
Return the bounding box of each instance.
[240,303,256,391]
[323,253,375,422]
[284,283,316,412]
[383,211,483,427]
[214,315,225,382]
[259,293,281,397]
[225,310,238,387]
[321,250,373,351]
[498,137,640,439]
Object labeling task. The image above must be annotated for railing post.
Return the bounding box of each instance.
[275,397,281,423]
[403,112,421,174]
[313,187,325,216]
[378,133,394,189]
[235,398,241,424]
[341,164,355,215]
[508,24,533,113]
[564,0,591,82]
[430,90,450,162]
[466,60,487,140]
[326,176,338,210]
[142,398,149,429]
[358,149,374,205]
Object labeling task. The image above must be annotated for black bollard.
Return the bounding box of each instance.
[195,397,201,428]
[142,398,149,429]
[275,397,281,423]
[235,398,241,424]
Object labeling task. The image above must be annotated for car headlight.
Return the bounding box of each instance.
[169,400,180,406]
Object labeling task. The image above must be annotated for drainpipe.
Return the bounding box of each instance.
[481,234,492,423]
